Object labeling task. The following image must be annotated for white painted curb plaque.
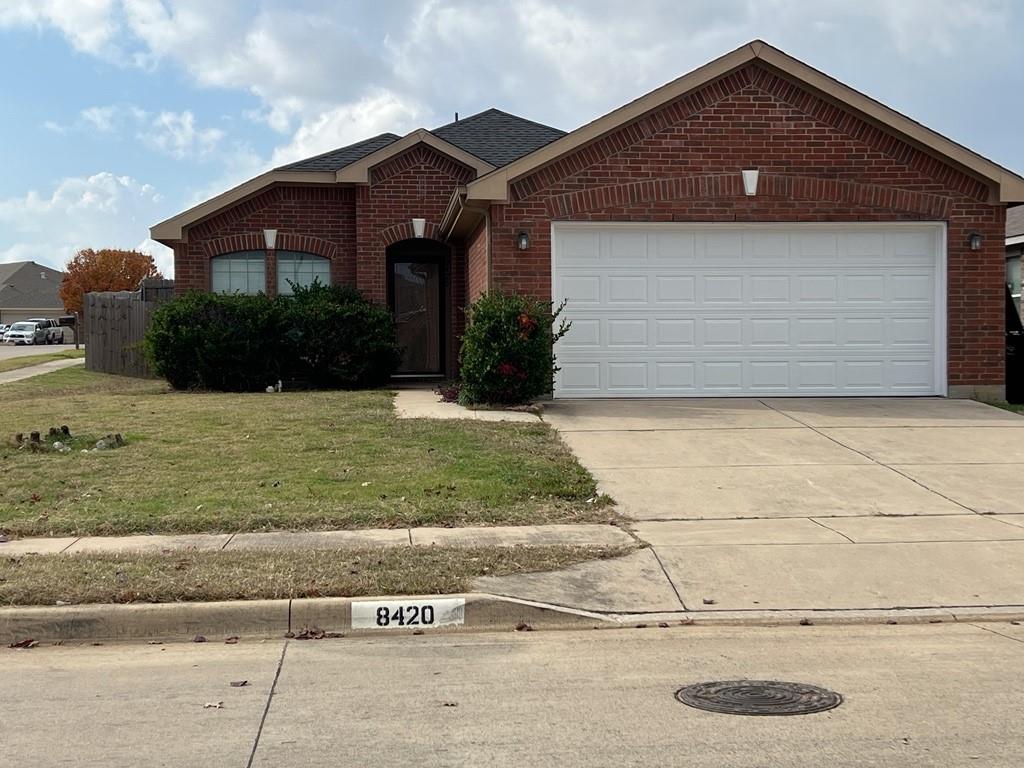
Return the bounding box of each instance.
[351,598,466,630]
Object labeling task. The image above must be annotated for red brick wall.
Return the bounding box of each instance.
[177,185,356,295]
[355,145,475,305]
[466,219,488,301]
[489,62,1007,388]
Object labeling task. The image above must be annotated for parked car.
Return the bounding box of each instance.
[25,318,64,344]
[0,323,8,337]
[3,321,48,345]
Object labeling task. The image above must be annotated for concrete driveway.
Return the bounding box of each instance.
[480,398,1024,614]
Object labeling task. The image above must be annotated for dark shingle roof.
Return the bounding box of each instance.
[276,133,401,172]
[272,110,564,174]
[431,109,565,167]
[1009,206,1024,239]
[0,261,64,310]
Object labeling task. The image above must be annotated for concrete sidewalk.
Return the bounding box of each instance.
[0,523,633,556]
[0,356,84,385]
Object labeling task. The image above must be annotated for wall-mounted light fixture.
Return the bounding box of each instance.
[741,168,759,196]
[516,231,530,250]
[412,218,426,239]
[967,231,983,251]
[263,228,278,249]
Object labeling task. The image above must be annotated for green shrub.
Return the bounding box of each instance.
[458,291,569,405]
[144,284,401,391]
[282,282,401,388]
[144,291,290,391]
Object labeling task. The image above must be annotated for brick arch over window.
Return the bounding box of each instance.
[378,220,445,247]
[545,174,953,219]
[201,232,338,260]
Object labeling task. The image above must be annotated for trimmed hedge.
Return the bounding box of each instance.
[458,291,569,405]
[144,284,401,391]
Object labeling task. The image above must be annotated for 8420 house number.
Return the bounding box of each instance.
[374,604,434,627]
[351,598,466,630]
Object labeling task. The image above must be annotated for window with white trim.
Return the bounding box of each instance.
[211,252,265,294]
[277,251,331,295]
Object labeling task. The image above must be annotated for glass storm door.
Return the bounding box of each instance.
[390,259,443,374]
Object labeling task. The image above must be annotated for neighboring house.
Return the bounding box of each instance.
[152,40,1024,400]
[0,261,66,326]
[1007,206,1024,317]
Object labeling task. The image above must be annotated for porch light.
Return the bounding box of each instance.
[967,231,983,251]
[741,168,759,196]
[516,231,530,250]
[412,218,426,238]
[263,228,278,249]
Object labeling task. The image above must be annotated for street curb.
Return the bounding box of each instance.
[0,594,615,645]
[3,597,1022,645]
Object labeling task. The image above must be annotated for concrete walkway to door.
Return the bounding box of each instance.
[476,397,1024,618]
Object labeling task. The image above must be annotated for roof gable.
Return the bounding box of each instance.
[0,261,64,309]
[466,40,1024,204]
[431,109,565,167]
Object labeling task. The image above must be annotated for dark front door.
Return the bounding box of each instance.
[389,255,445,375]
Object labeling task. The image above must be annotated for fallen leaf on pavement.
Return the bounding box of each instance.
[224,636,239,644]
[514,622,533,632]
[230,680,248,688]
[203,702,224,709]
[8,638,38,649]
[192,635,207,643]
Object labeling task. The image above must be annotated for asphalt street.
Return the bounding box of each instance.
[4,622,1022,767]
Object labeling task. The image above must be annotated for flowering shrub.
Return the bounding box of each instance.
[458,291,569,405]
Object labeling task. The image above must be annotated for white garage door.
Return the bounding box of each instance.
[552,222,946,398]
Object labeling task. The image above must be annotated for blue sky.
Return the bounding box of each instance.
[1,0,1022,277]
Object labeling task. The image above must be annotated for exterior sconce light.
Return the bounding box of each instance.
[967,231,983,251]
[412,218,426,238]
[516,231,530,250]
[741,168,759,196]
[263,228,278,249]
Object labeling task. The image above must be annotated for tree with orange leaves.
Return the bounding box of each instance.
[59,248,163,314]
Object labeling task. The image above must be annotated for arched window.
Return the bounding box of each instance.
[211,252,265,294]
[277,251,331,295]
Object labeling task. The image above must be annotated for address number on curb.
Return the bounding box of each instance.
[351,598,466,630]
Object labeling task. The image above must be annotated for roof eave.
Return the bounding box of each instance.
[150,170,337,243]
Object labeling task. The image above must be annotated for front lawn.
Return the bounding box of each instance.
[0,544,634,605]
[0,368,611,536]
[0,348,84,373]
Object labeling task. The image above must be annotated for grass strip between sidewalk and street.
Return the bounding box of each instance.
[0,349,84,374]
[0,544,637,606]
[0,367,614,537]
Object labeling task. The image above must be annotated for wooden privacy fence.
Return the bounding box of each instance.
[84,279,174,378]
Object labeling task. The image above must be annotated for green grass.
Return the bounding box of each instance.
[980,400,1024,415]
[0,545,635,605]
[0,348,84,373]
[0,368,613,537]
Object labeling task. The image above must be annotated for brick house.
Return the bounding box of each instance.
[152,41,1023,399]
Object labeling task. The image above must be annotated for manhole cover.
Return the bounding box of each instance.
[675,680,842,716]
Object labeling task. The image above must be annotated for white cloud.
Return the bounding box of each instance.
[0,0,120,57]
[0,172,169,274]
[270,91,422,168]
[141,111,224,159]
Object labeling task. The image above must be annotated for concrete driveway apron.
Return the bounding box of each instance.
[529,398,1024,613]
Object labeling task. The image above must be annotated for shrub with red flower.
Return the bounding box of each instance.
[458,291,570,405]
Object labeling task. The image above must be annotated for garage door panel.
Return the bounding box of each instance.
[553,223,943,397]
